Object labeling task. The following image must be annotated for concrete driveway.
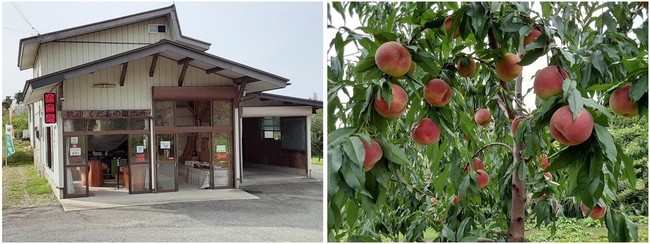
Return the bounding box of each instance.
[2,181,323,242]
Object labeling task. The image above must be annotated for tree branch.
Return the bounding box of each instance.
[472,142,514,158]
[409,27,427,45]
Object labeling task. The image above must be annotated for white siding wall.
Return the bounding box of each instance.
[62,56,233,110]
[37,17,171,76]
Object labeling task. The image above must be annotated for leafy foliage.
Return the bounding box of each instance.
[328,2,647,242]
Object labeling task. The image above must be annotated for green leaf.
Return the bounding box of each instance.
[517,159,527,181]
[624,213,639,241]
[617,144,637,190]
[434,168,449,196]
[560,49,575,66]
[518,48,545,66]
[562,79,584,120]
[342,136,366,167]
[630,73,648,102]
[329,147,344,173]
[583,98,613,119]
[591,50,607,76]
[356,54,378,73]
[328,127,357,148]
[340,162,371,198]
[376,138,409,165]
[345,199,359,227]
[459,175,470,196]
[593,124,617,162]
[360,194,376,219]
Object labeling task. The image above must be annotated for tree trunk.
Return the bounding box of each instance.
[507,48,527,242]
[508,140,526,242]
[489,23,527,241]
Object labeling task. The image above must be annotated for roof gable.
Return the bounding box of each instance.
[18,4,211,70]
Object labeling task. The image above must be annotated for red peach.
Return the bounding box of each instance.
[375,41,412,77]
[374,83,408,119]
[476,170,490,189]
[456,57,477,78]
[534,65,569,100]
[411,118,441,145]
[549,106,594,146]
[495,53,523,81]
[474,109,492,126]
[424,79,452,107]
[362,138,383,172]
[609,84,639,117]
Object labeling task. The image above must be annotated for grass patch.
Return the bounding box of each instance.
[526,216,648,242]
[2,141,57,209]
[311,157,323,165]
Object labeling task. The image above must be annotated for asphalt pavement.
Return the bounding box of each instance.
[2,181,323,242]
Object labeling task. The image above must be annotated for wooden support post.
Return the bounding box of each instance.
[149,54,159,77]
[177,58,193,87]
[119,62,128,87]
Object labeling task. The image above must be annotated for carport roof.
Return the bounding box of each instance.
[245,92,323,109]
[21,39,290,104]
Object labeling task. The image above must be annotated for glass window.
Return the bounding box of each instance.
[212,132,232,187]
[260,117,281,140]
[64,119,86,132]
[88,119,129,131]
[213,100,232,126]
[128,118,149,130]
[154,101,174,126]
[156,134,175,161]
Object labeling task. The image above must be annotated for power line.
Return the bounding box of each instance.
[11,1,40,35]
[2,26,33,34]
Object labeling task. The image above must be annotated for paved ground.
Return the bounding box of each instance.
[2,181,323,242]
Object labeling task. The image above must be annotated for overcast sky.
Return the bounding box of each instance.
[2,2,324,100]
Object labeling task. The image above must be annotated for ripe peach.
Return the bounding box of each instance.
[539,155,551,170]
[474,109,492,126]
[495,53,523,81]
[549,106,594,146]
[362,138,383,172]
[456,57,477,78]
[609,84,639,117]
[476,169,490,189]
[399,61,417,79]
[543,172,553,181]
[375,41,412,77]
[374,83,408,119]
[534,65,569,100]
[424,79,452,107]
[580,202,607,219]
[523,27,543,48]
[443,16,460,39]
[411,118,440,145]
[452,194,461,205]
[466,157,485,172]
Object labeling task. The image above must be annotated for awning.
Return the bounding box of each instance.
[21,39,290,104]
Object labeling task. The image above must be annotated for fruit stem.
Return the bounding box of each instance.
[472,142,514,158]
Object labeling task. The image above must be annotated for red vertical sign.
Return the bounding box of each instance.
[44,93,57,124]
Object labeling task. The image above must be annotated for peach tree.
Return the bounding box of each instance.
[327,2,647,242]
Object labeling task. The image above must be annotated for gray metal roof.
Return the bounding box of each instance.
[21,39,290,103]
[245,92,323,108]
[17,4,211,70]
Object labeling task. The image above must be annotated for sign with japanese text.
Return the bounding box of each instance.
[62,109,151,119]
[44,93,57,124]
